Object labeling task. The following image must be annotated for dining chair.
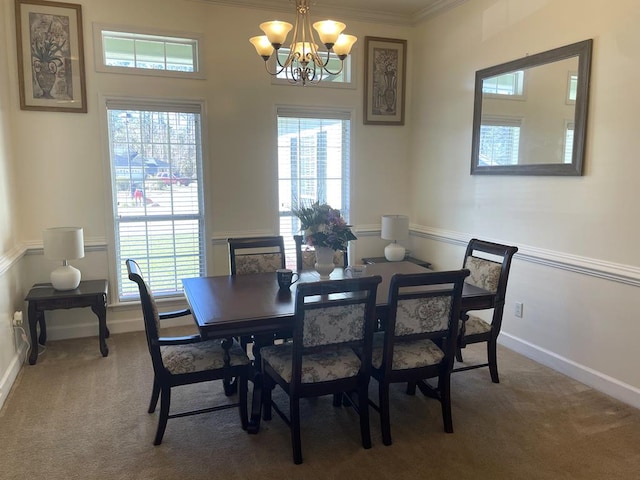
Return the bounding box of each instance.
[228,236,286,275]
[370,269,469,445]
[260,275,382,464]
[293,234,348,271]
[453,238,519,383]
[126,259,251,445]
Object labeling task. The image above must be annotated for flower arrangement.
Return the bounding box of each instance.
[293,202,357,251]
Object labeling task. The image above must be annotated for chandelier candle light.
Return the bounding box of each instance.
[43,227,85,290]
[249,0,357,86]
[381,215,409,262]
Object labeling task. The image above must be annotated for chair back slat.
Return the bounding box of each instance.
[126,259,163,370]
[228,236,286,275]
[395,294,453,336]
[465,256,502,293]
[302,303,367,348]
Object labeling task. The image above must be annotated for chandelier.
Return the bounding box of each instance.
[249,0,357,86]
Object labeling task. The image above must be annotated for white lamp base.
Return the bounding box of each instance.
[50,265,81,290]
[384,242,406,262]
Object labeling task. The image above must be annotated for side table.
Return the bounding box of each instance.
[25,279,109,365]
[361,256,432,269]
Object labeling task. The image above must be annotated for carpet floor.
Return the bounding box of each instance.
[1,328,639,479]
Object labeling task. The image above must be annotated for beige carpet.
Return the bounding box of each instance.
[1,328,639,480]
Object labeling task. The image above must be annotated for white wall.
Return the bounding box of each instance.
[409,0,640,406]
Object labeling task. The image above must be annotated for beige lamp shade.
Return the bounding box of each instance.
[381,215,409,262]
[43,227,85,290]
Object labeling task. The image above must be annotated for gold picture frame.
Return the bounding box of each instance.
[363,37,407,125]
[15,0,87,113]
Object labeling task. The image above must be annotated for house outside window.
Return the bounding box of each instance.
[105,99,205,301]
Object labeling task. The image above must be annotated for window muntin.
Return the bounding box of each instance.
[277,108,351,268]
[106,102,205,301]
[95,24,203,78]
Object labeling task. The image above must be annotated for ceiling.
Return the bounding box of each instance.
[202,0,469,26]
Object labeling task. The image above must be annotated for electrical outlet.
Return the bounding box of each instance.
[514,302,523,318]
[13,311,23,327]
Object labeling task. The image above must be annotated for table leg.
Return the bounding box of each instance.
[27,303,41,365]
[246,370,263,434]
[91,301,109,357]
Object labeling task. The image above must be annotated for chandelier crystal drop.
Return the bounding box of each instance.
[249,0,357,86]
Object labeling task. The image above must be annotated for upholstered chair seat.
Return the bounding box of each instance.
[261,344,361,383]
[460,315,492,337]
[371,332,444,370]
[161,339,250,375]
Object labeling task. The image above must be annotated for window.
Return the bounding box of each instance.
[566,72,578,104]
[272,48,355,88]
[479,116,522,166]
[564,121,574,164]
[482,70,525,97]
[277,108,351,267]
[106,99,205,301]
[94,24,203,78]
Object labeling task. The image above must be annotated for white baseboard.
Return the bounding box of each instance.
[500,333,640,410]
[0,342,28,412]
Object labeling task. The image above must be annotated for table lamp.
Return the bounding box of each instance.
[381,215,409,261]
[43,227,85,290]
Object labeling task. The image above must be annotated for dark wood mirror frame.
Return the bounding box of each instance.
[471,39,593,176]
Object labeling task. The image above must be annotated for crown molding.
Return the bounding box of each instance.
[193,0,468,26]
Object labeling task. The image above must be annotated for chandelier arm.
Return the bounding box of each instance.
[263,55,287,77]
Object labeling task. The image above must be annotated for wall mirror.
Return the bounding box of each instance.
[471,39,592,176]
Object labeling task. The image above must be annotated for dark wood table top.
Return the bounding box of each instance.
[25,279,109,301]
[182,262,494,339]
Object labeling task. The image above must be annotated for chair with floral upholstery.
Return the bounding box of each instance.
[453,238,518,383]
[370,269,469,445]
[293,234,348,271]
[126,259,251,445]
[261,275,382,464]
[228,236,286,275]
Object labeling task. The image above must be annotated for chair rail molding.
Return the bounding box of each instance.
[410,225,640,287]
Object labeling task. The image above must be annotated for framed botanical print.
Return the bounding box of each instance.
[363,37,407,125]
[15,0,87,112]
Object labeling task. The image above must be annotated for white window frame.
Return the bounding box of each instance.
[93,23,205,79]
[276,106,353,267]
[270,47,356,89]
[103,96,207,302]
[564,120,575,164]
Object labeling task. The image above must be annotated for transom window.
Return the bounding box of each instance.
[272,48,354,88]
[94,24,203,78]
[105,99,205,301]
[483,70,525,97]
[277,108,351,267]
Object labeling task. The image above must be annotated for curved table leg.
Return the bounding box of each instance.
[91,300,109,357]
[27,303,42,365]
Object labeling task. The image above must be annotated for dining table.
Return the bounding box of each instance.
[182,261,495,433]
